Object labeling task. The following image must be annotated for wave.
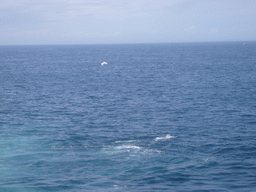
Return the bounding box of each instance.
[115,145,141,150]
[154,134,175,141]
[103,144,162,155]
[114,140,138,143]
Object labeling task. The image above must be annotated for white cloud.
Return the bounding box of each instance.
[1,0,189,22]
[1,0,256,45]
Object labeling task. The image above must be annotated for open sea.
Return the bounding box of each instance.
[0,42,256,192]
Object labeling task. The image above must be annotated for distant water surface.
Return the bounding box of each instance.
[0,42,256,191]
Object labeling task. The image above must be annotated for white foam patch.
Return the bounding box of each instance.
[116,145,141,150]
[114,140,137,143]
[102,144,163,156]
[154,134,175,141]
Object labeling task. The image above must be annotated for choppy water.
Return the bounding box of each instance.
[1,42,256,191]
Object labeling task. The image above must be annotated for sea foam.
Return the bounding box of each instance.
[154,134,175,141]
[116,145,141,150]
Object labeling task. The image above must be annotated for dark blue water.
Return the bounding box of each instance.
[1,42,256,191]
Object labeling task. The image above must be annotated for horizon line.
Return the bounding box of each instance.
[0,40,255,47]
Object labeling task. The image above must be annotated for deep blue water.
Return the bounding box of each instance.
[0,42,256,191]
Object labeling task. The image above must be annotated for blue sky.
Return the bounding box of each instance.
[1,0,255,45]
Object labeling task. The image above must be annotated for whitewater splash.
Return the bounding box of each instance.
[115,140,137,143]
[104,144,161,155]
[116,145,141,150]
[154,134,175,141]
[101,61,107,66]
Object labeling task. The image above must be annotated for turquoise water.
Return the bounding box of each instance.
[1,42,256,191]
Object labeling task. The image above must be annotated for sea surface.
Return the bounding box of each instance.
[0,42,256,191]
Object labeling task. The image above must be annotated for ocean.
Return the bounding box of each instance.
[0,42,256,191]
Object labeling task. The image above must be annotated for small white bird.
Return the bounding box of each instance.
[101,61,107,66]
